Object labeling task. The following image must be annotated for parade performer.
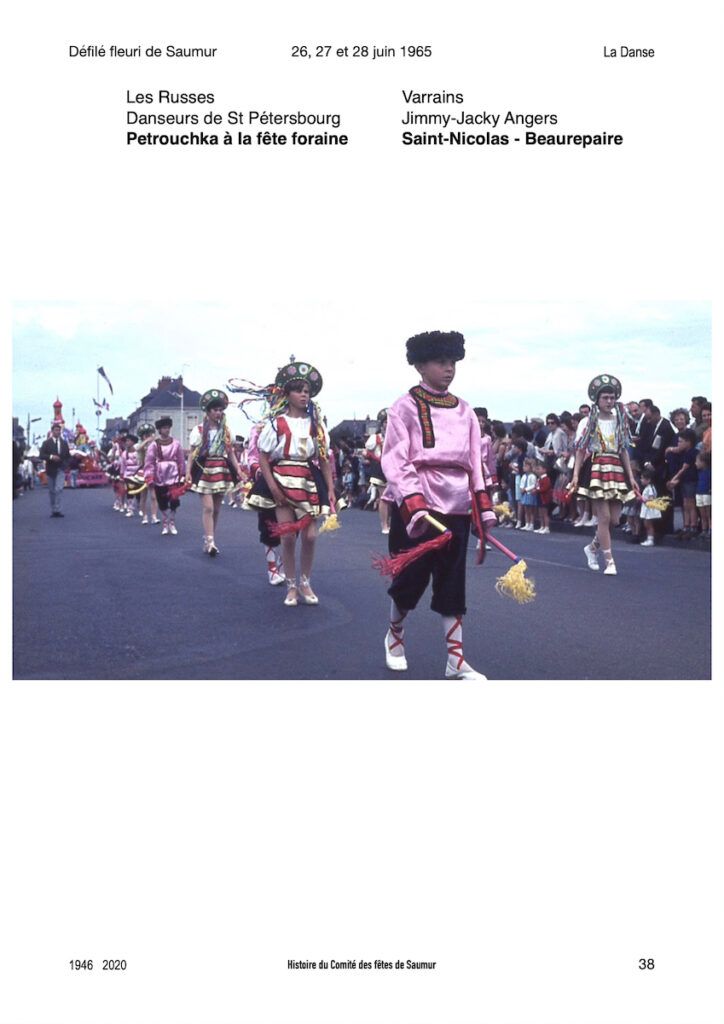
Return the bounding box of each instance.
[247,421,286,586]
[365,409,391,534]
[119,433,142,517]
[570,373,641,575]
[379,330,495,680]
[144,417,186,536]
[106,429,128,511]
[135,423,160,525]
[246,358,335,607]
[187,389,242,556]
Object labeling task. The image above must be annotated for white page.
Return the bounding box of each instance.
[4,2,721,1022]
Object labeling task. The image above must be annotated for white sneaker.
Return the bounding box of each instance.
[267,564,286,586]
[141,515,149,525]
[603,560,617,575]
[640,538,654,547]
[588,516,598,526]
[138,509,143,517]
[573,516,586,527]
[151,516,161,525]
[523,524,534,531]
[125,509,134,518]
[161,525,169,536]
[445,660,487,680]
[384,630,407,671]
[584,542,600,570]
[534,527,550,534]
[169,522,178,535]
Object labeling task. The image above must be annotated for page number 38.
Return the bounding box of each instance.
[638,958,655,970]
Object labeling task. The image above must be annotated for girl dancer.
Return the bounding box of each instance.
[144,417,186,536]
[570,374,641,575]
[247,358,335,607]
[187,390,242,556]
[136,423,160,525]
[119,433,141,518]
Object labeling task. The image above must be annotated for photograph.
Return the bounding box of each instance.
[2,1,722,1022]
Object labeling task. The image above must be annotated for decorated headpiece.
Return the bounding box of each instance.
[587,373,622,402]
[138,423,155,437]
[274,356,323,397]
[406,331,465,365]
[155,416,173,430]
[200,389,229,411]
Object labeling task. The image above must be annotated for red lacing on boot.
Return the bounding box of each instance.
[388,615,406,653]
[446,617,464,671]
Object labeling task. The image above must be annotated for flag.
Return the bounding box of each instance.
[97,366,114,395]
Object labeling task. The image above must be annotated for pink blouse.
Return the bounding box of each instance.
[382,385,484,535]
[144,438,185,486]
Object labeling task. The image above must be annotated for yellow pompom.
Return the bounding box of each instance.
[493,501,515,521]
[645,496,672,511]
[495,560,536,604]
[319,514,341,534]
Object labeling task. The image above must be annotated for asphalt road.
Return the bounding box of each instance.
[13,486,711,680]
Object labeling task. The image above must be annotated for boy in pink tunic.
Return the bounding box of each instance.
[381,331,496,680]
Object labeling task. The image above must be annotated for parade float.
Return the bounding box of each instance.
[41,398,109,487]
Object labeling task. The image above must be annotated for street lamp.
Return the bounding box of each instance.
[26,416,41,448]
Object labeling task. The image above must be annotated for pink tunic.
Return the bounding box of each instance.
[382,385,484,535]
[120,450,140,478]
[144,438,185,487]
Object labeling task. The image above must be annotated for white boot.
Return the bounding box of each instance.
[443,616,486,680]
[385,602,408,671]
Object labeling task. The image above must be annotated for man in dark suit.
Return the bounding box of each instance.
[39,422,70,517]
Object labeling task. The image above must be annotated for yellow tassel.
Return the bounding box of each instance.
[495,560,536,604]
[319,514,341,534]
[645,496,672,511]
[493,501,515,521]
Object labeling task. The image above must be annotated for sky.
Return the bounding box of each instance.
[12,300,711,444]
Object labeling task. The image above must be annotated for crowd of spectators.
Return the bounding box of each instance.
[477,396,712,542]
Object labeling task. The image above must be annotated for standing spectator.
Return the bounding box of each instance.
[638,467,662,546]
[666,428,699,537]
[533,461,552,534]
[39,422,70,517]
[635,403,676,533]
[530,417,547,449]
[695,450,711,539]
[518,457,538,531]
[700,402,712,452]
[690,396,709,442]
[669,408,689,433]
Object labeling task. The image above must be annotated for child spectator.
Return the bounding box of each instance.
[519,457,538,532]
[621,461,642,540]
[639,467,661,546]
[341,460,354,504]
[666,428,699,537]
[533,460,552,533]
[695,450,711,539]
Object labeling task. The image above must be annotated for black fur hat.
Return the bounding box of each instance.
[406,331,465,365]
